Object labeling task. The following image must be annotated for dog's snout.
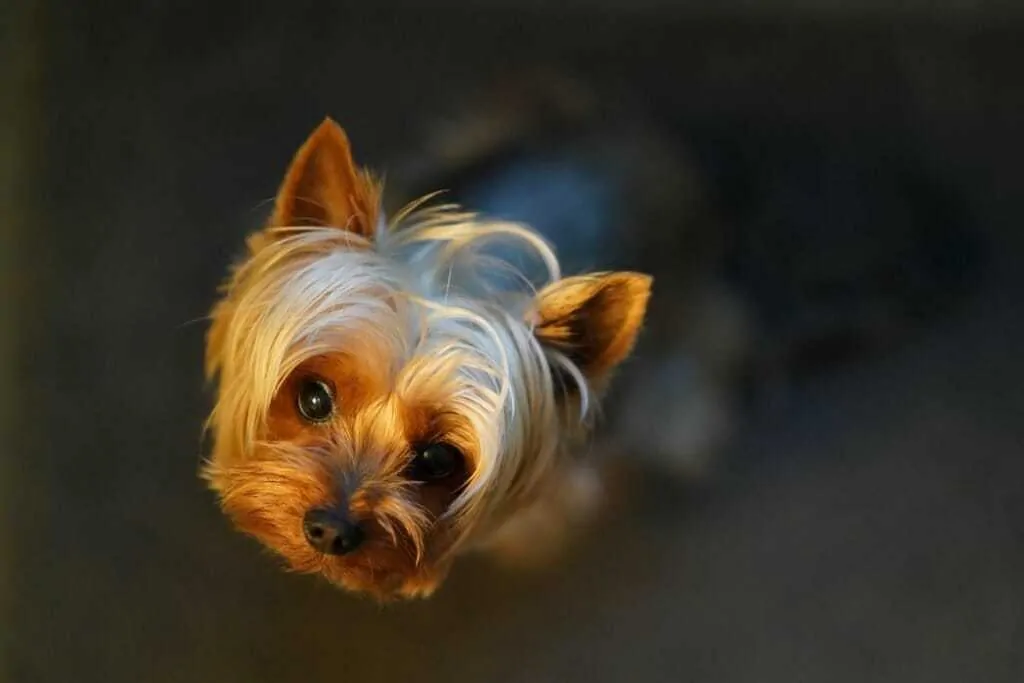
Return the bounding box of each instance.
[302,507,366,555]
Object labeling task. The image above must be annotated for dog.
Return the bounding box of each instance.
[203,119,652,600]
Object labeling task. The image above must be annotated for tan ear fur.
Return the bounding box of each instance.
[534,272,652,381]
[267,118,381,240]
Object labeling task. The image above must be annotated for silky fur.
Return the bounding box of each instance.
[203,119,651,600]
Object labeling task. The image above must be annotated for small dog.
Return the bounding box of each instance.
[203,119,651,600]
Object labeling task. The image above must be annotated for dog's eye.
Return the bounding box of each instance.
[408,443,463,481]
[296,378,334,423]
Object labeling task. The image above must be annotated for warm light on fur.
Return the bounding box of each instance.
[203,119,651,600]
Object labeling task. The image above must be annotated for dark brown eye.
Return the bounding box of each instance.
[296,378,334,423]
[408,443,463,481]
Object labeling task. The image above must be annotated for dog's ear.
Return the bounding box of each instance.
[266,118,381,240]
[533,272,652,382]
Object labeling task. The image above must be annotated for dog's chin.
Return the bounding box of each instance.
[316,552,449,601]
[259,527,452,601]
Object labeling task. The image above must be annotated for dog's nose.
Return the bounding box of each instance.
[302,508,365,555]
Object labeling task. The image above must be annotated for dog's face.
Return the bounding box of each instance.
[203,119,650,600]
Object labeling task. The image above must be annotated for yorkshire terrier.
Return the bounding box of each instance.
[203,119,651,600]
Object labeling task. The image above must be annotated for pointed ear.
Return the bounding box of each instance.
[267,118,381,239]
[533,272,652,382]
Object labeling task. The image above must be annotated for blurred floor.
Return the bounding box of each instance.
[4,4,1023,682]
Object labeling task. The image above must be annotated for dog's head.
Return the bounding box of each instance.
[203,119,651,599]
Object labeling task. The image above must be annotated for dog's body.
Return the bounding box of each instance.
[387,71,750,482]
[204,120,651,600]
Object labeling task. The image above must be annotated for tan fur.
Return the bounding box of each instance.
[535,272,653,383]
[203,119,651,600]
[271,118,381,236]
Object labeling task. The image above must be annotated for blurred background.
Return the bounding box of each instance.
[3,1,1023,681]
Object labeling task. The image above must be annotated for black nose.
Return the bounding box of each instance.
[302,508,366,555]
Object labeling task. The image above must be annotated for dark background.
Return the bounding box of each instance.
[3,1,1023,681]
